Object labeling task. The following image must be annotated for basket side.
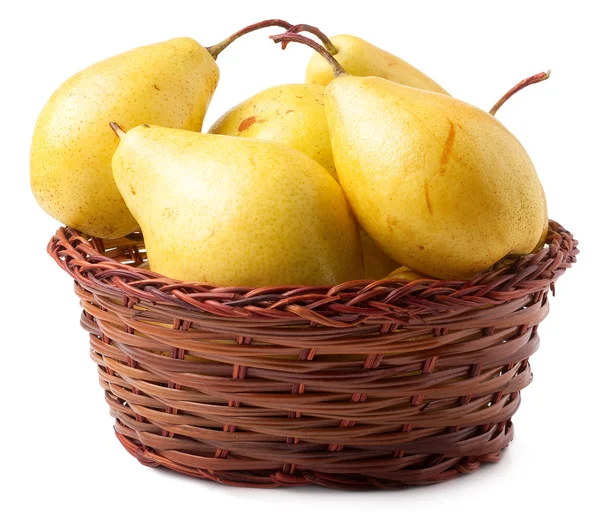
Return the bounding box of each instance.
[49,221,577,488]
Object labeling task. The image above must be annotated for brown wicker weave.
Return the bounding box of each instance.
[48,220,577,489]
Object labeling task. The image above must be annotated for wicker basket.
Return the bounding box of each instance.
[49,220,577,489]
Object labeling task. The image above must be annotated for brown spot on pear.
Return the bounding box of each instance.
[238,116,257,132]
[439,122,455,175]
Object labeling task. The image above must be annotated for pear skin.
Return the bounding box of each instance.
[112,125,362,286]
[306,35,448,94]
[31,38,219,239]
[325,75,548,280]
[387,266,428,281]
[209,84,337,179]
[209,82,397,280]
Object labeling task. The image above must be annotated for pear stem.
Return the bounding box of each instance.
[271,32,347,77]
[206,19,294,59]
[110,122,125,139]
[285,24,338,55]
[489,70,551,116]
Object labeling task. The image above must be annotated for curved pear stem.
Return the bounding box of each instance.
[206,19,294,59]
[110,122,125,139]
[285,24,338,55]
[489,70,551,116]
[271,31,347,78]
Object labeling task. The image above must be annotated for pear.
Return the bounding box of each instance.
[326,75,548,279]
[305,34,448,94]
[111,124,362,286]
[209,84,336,179]
[31,38,218,239]
[209,82,400,279]
[272,33,548,280]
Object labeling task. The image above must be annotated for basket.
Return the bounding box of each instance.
[48,220,577,490]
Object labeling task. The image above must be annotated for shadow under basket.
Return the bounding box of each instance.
[49,220,577,490]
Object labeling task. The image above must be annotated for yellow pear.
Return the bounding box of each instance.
[209,84,337,179]
[111,124,361,286]
[31,38,219,239]
[325,74,548,279]
[305,34,448,94]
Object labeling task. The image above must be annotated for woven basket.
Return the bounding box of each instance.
[49,220,577,489]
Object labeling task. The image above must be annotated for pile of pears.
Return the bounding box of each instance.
[31,21,548,287]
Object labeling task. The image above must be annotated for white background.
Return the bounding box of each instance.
[1,0,596,510]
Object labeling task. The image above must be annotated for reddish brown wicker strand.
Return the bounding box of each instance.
[49,220,577,489]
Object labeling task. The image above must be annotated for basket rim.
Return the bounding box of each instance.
[48,219,577,327]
